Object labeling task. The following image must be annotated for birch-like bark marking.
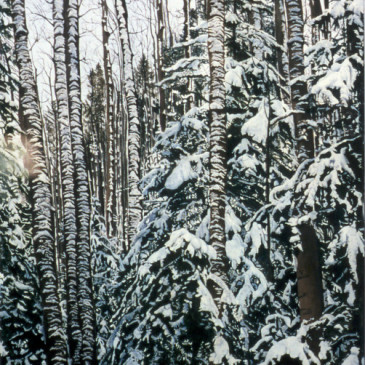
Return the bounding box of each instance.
[274,0,290,103]
[53,0,82,362]
[207,0,230,296]
[102,0,115,237]
[64,0,96,362]
[285,0,314,161]
[115,0,143,247]
[11,1,68,363]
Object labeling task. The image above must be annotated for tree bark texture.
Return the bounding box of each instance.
[284,0,314,162]
[274,0,290,103]
[207,0,230,293]
[115,0,143,248]
[64,0,96,362]
[54,0,84,363]
[102,0,115,238]
[12,0,68,363]
[156,0,166,131]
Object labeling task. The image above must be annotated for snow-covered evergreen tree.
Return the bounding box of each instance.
[0,114,46,365]
[260,1,364,363]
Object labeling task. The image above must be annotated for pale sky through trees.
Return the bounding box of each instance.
[26,0,185,103]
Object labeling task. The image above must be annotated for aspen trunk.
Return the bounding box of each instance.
[115,0,143,247]
[64,0,96,362]
[207,0,230,299]
[12,0,68,363]
[53,0,82,362]
[102,0,115,237]
[274,0,290,103]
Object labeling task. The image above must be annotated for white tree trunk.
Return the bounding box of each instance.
[53,0,82,362]
[115,0,143,248]
[207,0,229,297]
[102,0,115,238]
[64,0,96,362]
[12,0,68,363]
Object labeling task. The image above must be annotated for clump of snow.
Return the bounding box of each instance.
[311,58,359,106]
[262,337,320,365]
[198,279,219,318]
[196,213,209,241]
[0,341,8,357]
[245,222,266,256]
[329,0,346,19]
[225,205,242,234]
[326,226,364,283]
[209,336,239,364]
[241,99,268,143]
[348,0,364,16]
[167,229,216,259]
[165,153,207,191]
[226,234,246,269]
[165,158,196,190]
[138,229,217,277]
[236,257,268,313]
[341,347,360,365]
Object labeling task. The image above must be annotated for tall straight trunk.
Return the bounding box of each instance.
[11,1,68,363]
[102,0,115,237]
[53,0,82,362]
[183,0,194,111]
[183,0,190,59]
[156,0,166,131]
[115,0,143,247]
[207,0,229,299]
[274,0,290,103]
[64,0,96,362]
[309,0,324,44]
[285,0,314,162]
[284,0,324,354]
[164,0,174,46]
[248,0,262,59]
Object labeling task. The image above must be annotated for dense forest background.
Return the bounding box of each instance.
[0,0,364,364]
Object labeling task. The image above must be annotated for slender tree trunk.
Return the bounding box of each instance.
[183,0,194,111]
[156,0,166,131]
[102,0,115,237]
[285,0,324,354]
[165,0,174,46]
[183,0,190,59]
[274,0,290,103]
[265,98,274,282]
[115,0,143,247]
[53,1,83,362]
[248,0,262,59]
[207,0,229,301]
[11,1,68,363]
[64,0,96,362]
[285,0,314,161]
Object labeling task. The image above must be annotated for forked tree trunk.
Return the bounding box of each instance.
[115,0,143,248]
[207,0,230,301]
[284,0,324,354]
[64,0,96,362]
[11,0,68,363]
